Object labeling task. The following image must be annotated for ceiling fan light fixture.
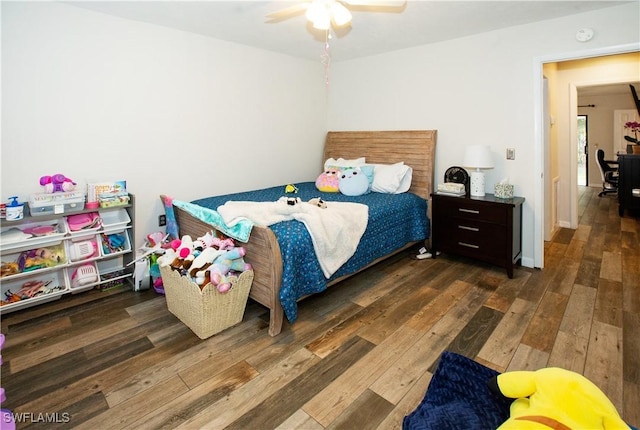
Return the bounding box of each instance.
[330,2,352,27]
[306,0,331,29]
[312,13,331,30]
[305,0,323,22]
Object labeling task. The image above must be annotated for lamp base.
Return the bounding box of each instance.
[470,170,485,197]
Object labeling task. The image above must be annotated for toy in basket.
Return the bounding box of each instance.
[156,232,254,338]
[159,266,254,339]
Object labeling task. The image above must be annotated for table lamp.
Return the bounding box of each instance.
[463,145,494,197]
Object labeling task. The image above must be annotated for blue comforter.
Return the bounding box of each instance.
[192,182,429,323]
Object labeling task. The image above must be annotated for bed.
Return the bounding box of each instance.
[169,130,437,336]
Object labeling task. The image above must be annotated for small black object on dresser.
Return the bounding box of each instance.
[431,193,525,279]
[444,166,471,196]
[617,154,640,217]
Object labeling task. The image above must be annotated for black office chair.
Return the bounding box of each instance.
[596,149,619,197]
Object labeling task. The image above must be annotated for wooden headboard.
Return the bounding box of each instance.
[323,130,437,201]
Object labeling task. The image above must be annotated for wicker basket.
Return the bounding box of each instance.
[160,266,254,339]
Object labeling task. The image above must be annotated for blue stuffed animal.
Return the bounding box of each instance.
[338,167,369,196]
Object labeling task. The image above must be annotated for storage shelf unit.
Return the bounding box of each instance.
[0,194,135,313]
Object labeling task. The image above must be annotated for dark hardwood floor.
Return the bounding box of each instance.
[1,186,638,429]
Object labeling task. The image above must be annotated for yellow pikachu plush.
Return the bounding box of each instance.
[490,367,632,429]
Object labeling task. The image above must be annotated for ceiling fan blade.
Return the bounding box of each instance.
[265,3,309,22]
[342,0,406,7]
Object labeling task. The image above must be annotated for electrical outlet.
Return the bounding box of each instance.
[506,148,515,160]
[158,214,166,226]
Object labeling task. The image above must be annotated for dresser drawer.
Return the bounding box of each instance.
[431,193,525,278]
[436,217,506,261]
[435,198,507,225]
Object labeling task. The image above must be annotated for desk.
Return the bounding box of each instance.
[617,154,640,216]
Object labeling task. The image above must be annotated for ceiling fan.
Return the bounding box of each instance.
[266,0,407,31]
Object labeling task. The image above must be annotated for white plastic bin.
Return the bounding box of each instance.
[99,230,131,257]
[99,209,131,233]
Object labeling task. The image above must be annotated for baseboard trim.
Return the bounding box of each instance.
[521,256,535,269]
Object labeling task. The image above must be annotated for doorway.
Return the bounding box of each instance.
[614,109,639,154]
[534,46,640,270]
[577,115,588,186]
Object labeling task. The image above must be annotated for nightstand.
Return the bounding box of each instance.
[431,193,525,278]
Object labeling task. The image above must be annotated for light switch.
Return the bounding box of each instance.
[506,148,515,160]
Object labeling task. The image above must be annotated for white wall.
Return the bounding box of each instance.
[1,2,327,246]
[327,2,640,267]
[578,90,638,187]
[3,2,639,265]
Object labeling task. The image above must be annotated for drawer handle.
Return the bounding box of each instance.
[459,208,480,214]
[458,241,480,249]
[458,225,479,232]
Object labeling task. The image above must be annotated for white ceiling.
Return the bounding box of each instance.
[66,0,632,62]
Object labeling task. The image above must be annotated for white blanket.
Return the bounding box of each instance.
[217,197,368,278]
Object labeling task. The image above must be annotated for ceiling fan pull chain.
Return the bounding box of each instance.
[321,29,332,87]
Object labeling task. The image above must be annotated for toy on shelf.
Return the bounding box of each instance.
[5,197,24,221]
[100,233,127,255]
[88,180,129,208]
[40,174,76,193]
[1,278,65,305]
[16,245,66,274]
[71,264,98,288]
[0,244,66,279]
[69,239,98,261]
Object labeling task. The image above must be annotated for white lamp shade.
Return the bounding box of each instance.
[463,145,494,169]
[463,145,493,197]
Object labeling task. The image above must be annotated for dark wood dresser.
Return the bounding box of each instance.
[431,193,525,278]
[617,154,640,217]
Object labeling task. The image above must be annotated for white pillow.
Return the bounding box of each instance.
[324,157,366,170]
[369,162,413,193]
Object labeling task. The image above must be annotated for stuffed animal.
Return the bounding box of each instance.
[489,367,632,429]
[157,248,176,268]
[207,247,251,293]
[187,247,224,278]
[39,174,76,193]
[158,234,251,292]
[211,236,235,251]
[17,247,65,272]
[308,197,327,209]
[193,232,235,252]
[284,184,298,194]
[156,247,192,275]
[316,168,341,192]
[170,235,194,259]
[280,197,301,206]
[338,167,369,196]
